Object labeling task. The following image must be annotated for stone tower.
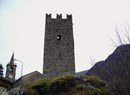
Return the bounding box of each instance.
[5,53,17,82]
[43,14,75,77]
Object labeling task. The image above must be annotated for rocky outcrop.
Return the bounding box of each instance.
[86,44,130,95]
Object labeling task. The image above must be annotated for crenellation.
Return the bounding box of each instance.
[57,14,62,19]
[67,14,72,21]
[46,14,51,18]
[46,14,52,22]
[46,14,72,20]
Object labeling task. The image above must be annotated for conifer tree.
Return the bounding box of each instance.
[0,64,3,77]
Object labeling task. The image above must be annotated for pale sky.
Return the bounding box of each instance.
[1,0,130,78]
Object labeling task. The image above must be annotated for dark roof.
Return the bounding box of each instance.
[0,76,12,83]
[10,53,14,65]
[15,71,43,82]
[6,53,16,67]
[0,76,12,88]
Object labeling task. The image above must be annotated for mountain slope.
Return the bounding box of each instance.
[86,44,130,95]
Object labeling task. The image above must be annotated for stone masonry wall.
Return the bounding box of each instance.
[43,14,75,77]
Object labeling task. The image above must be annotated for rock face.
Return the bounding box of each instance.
[86,44,130,94]
[76,70,88,76]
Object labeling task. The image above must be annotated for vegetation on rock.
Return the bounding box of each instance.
[23,75,108,95]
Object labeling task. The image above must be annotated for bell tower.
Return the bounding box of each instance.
[5,53,17,82]
[43,14,75,77]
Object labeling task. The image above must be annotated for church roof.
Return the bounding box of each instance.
[6,53,16,67]
[10,53,14,65]
[0,76,12,88]
[13,71,44,88]
[18,71,43,80]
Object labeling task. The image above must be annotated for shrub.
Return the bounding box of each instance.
[72,88,108,95]
[75,84,95,91]
[24,75,108,95]
[24,83,38,95]
[47,75,77,95]
[80,75,106,88]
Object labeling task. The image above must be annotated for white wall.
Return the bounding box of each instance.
[0,86,9,95]
[10,86,20,95]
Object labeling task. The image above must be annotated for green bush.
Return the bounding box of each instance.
[24,75,108,95]
[33,78,51,95]
[72,88,108,95]
[24,78,51,95]
[80,75,106,88]
[24,83,38,95]
[75,84,92,91]
[47,75,77,95]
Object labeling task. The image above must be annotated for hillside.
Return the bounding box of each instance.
[23,75,108,95]
[86,44,130,95]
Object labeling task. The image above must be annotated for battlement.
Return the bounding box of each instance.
[46,14,72,20]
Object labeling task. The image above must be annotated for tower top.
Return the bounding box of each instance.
[5,53,17,82]
[6,53,16,67]
[10,53,14,65]
[46,14,72,20]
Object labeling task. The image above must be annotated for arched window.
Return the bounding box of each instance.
[10,67,13,73]
[57,35,61,40]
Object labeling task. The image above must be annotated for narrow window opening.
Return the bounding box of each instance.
[59,53,61,57]
[10,67,13,73]
[57,35,61,40]
[58,23,61,27]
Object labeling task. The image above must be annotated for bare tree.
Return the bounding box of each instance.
[111,24,130,47]
[110,24,130,94]
[89,57,95,67]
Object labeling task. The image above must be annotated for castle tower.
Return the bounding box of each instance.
[43,14,75,77]
[5,53,17,82]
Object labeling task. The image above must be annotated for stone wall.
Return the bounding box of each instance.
[43,14,75,77]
